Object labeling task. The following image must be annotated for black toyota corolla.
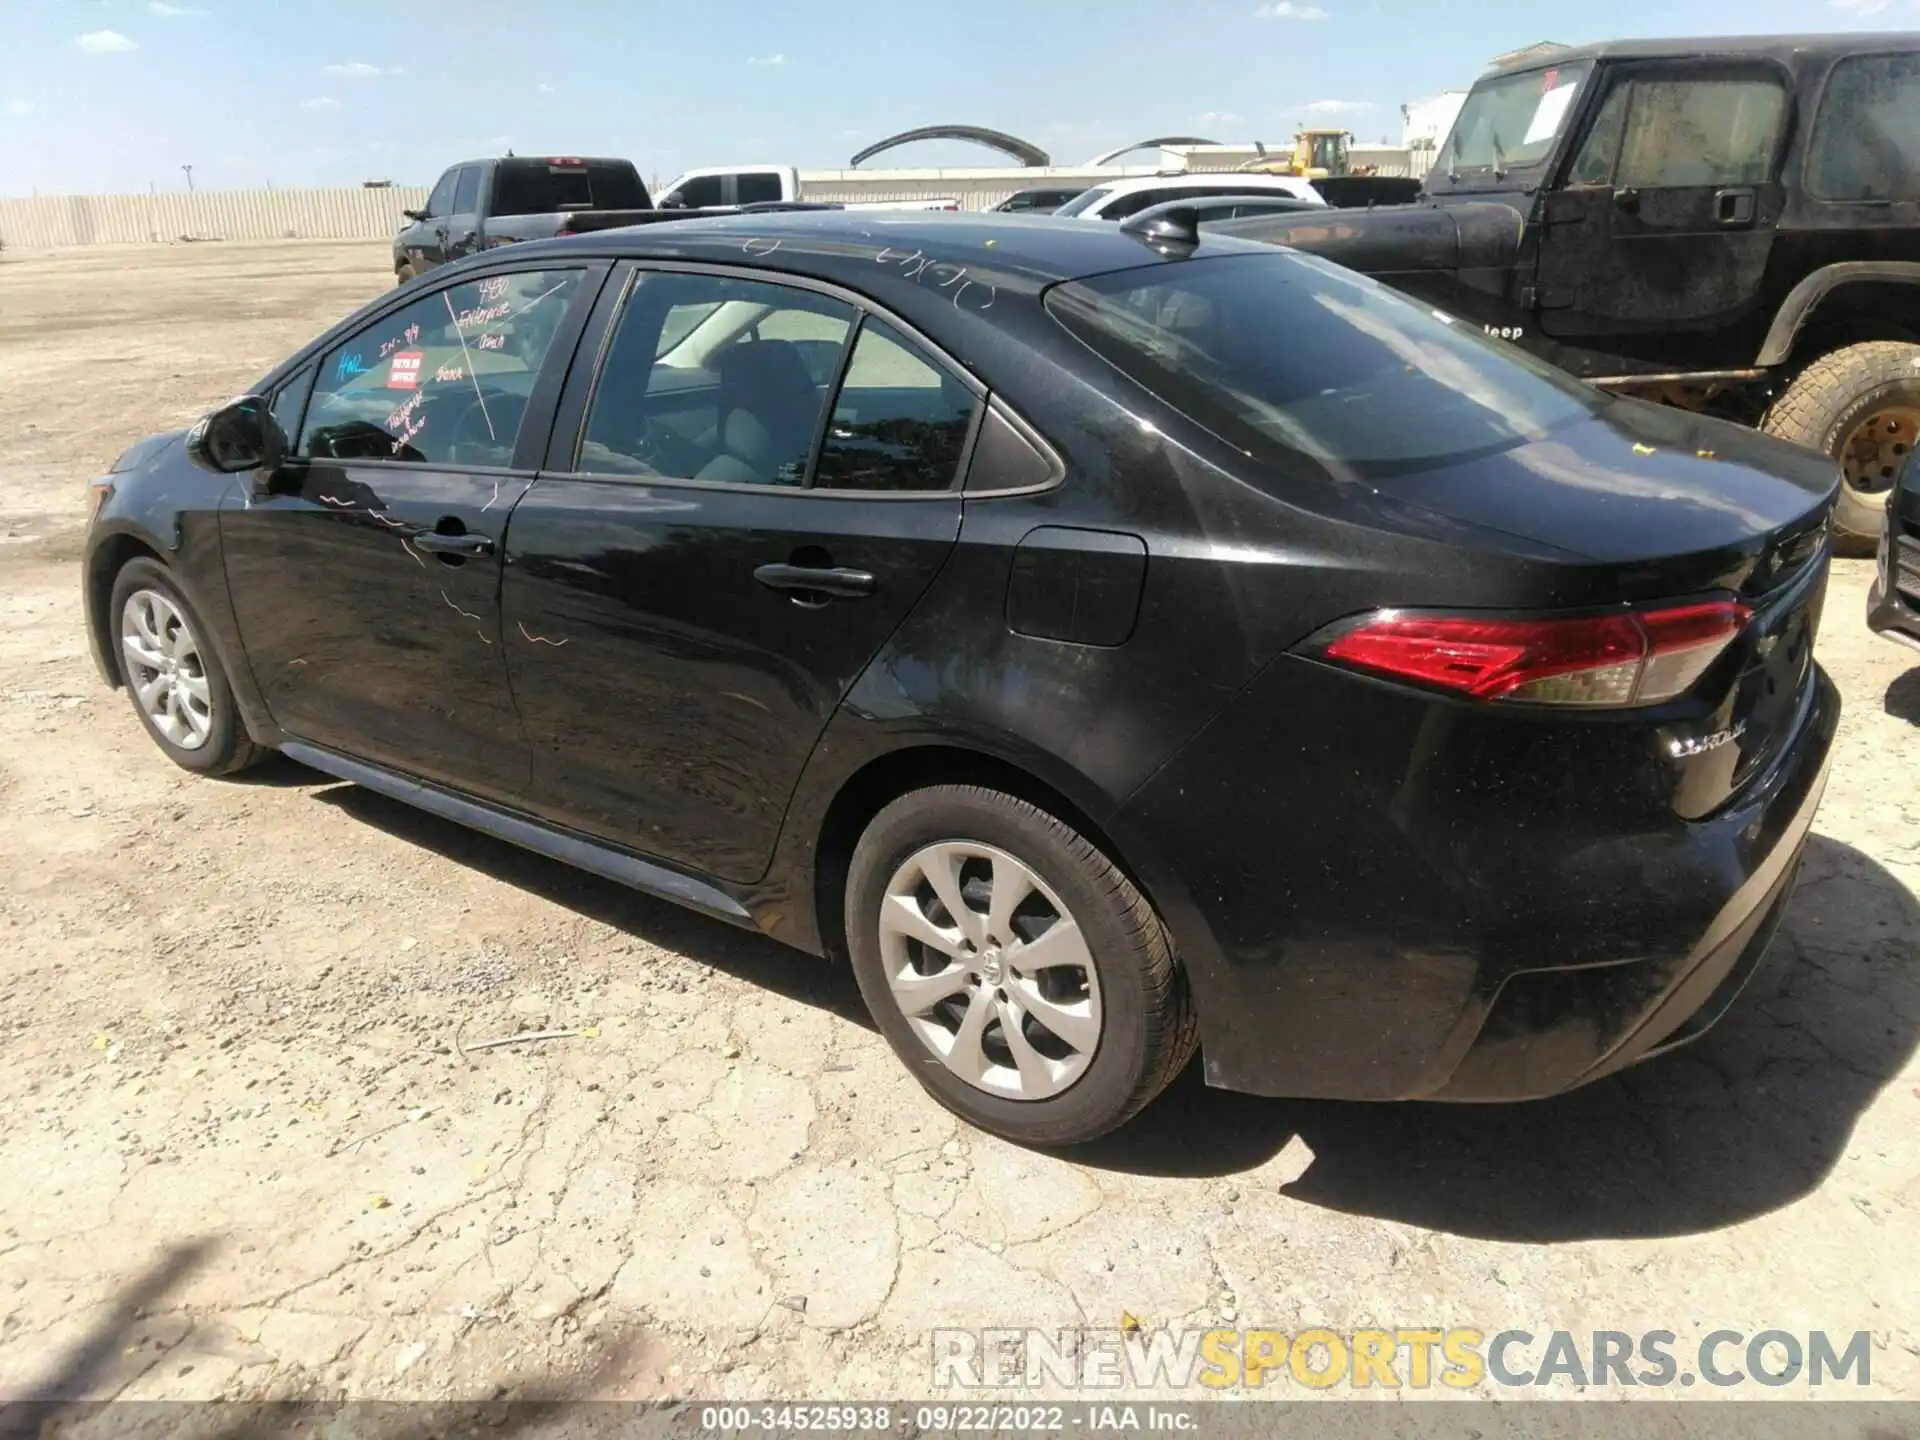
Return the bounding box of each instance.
[83,210,1841,1144]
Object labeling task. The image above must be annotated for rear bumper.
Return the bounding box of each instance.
[1867,526,1920,653]
[1118,661,1841,1103]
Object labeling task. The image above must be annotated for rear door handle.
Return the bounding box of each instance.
[412,531,494,558]
[753,563,876,600]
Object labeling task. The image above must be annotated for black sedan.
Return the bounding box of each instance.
[84,210,1841,1144]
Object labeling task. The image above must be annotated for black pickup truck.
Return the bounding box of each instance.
[1214,33,1920,546]
[393,157,657,281]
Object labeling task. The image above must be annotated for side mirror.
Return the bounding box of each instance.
[186,396,287,475]
[402,207,429,222]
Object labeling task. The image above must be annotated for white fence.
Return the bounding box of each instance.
[0,186,428,250]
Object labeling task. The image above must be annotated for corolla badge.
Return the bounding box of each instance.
[1668,721,1747,759]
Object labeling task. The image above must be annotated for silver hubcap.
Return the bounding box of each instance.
[120,589,213,750]
[878,842,1102,1101]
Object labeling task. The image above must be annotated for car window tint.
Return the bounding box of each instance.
[1807,53,1920,201]
[298,268,584,469]
[423,170,457,218]
[1101,189,1170,220]
[736,172,783,205]
[492,159,645,216]
[1613,77,1785,188]
[671,175,726,208]
[1049,251,1598,481]
[270,365,314,444]
[1566,81,1631,186]
[813,319,977,492]
[452,166,482,215]
[577,271,853,485]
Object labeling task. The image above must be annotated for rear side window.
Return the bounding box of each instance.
[492,160,646,216]
[1612,77,1786,188]
[813,319,978,492]
[736,172,783,205]
[1047,252,1598,479]
[1807,53,1920,201]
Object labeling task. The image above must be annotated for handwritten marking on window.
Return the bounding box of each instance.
[334,352,367,382]
[404,323,422,345]
[435,363,466,384]
[478,333,506,351]
[479,276,511,302]
[442,290,498,442]
[386,391,427,433]
[456,302,512,330]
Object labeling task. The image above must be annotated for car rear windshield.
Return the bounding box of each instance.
[1046,251,1600,479]
[1053,187,1113,218]
[491,159,647,217]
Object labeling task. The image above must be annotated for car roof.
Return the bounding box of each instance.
[1484,31,1920,78]
[481,209,1278,290]
[1096,173,1316,196]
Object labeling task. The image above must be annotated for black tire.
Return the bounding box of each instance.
[1762,340,1920,547]
[109,558,265,776]
[844,785,1198,1145]
[395,262,416,286]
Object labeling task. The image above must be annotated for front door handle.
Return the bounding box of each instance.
[412,531,494,558]
[1714,187,1756,226]
[753,563,876,600]
[1614,186,1641,215]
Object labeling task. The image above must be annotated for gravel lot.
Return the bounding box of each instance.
[0,240,1915,1406]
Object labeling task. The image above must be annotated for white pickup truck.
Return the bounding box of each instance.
[657,165,959,212]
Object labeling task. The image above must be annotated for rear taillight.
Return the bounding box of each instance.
[1317,599,1751,707]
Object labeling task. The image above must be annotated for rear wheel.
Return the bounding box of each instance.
[1762,340,1920,547]
[109,559,263,776]
[844,785,1197,1145]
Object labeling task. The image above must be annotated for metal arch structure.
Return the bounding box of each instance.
[849,126,1052,169]
[1082,136,1223,167]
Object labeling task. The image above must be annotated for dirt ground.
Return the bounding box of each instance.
[0,240,1915,1407]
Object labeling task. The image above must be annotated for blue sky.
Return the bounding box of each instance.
[0,0,1911,196]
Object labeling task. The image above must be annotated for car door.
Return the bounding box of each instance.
[445,164,486,261]
[218,260,606,804]
[404,168,459,272]
[1536,61,1791,345]
[500,264,980,883]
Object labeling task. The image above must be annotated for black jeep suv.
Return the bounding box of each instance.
[1215,33,1920,546]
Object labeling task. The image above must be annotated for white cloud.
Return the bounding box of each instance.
[1829,0,1889,11]
[149,2,207,15]
[3,98,31,118]
[746,53,786,66]
[76,29,137,54]
[1197,110,1244,128]
[300,96,339,110]
[322,61,391,78]
[536,81,554,93]
[1299,99,1373,115]
[1257,2,1329,17]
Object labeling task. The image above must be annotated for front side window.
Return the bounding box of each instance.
[298,268,585,469]
[1441,61,1593,179]
[423,170,457,218]
[578,271,853,484]
[667,175,726,209]
[451,166,482,215]
[1807,53,1920,201]
[269,365,315,445]
[1612,76,1786,188]
[1048,251,1599,481]
[814,319,978,492]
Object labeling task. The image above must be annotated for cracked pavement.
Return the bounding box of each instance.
[0,241,1915,1404]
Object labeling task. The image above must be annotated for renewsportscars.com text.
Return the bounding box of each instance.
[932,1327,1875,1392]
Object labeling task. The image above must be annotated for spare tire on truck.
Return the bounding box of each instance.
[1762,340,1920,547]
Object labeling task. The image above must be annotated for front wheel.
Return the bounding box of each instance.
[1762,340,1920,547]
[844,785,1197,1145]
[395,262,417,287]
[109,559,263,776]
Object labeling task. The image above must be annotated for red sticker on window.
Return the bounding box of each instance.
[387,351,424,389]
